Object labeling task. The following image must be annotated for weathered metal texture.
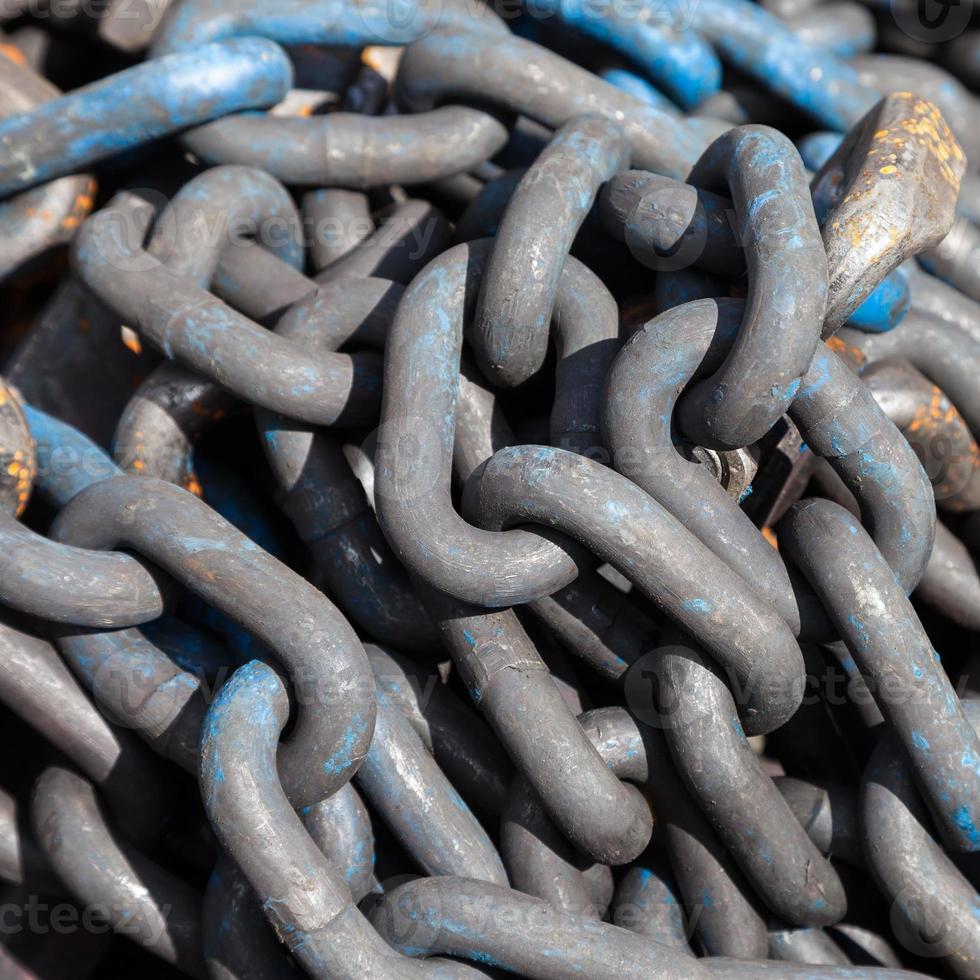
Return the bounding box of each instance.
[684,0,878,129]
[470,114,629,388]
[166,456,287,666]
[367,644,512,824]
[862,358,980,514]
[28,411,248,682]
[301,782,377,903]
[600,160,912,333]
[533,0,875,128]
[588,706,766,959]
[203,854,300,980]
[602,299,820,639]
[653,628,846,926]
[467,444,805,734]
[220,234,633,683]
[2,9,980,977]
[111,162,305,485]
[769,927,852,967]
[598,66,680,114]
[423,590,653,866]
[0,784,59,891]
[0,48,94,282]
[851,53,980,165]
[94,177,437,654]
[0,375,34,517]
[839,310,980,434]
[31,766,207,977]
[906,255,980,340]
[182,105,510,189]
[113,361,238,490]
[374,239,581,606]
[55,619,208,774]
[914,519,980,631]
[378,240,796,729]
[74,193,383,427]
[812,94,965,334]
[212,238,317,322]
[661,125,827,451]
[782,498,980,853]
[500,768,615,919]
[920,215,980,304]
[774,777,863,868]
[603,298,934,637]
[612,849,694,952]
[0,405,165,627]
[150,0,506,56]
[198,659,490,979]
[451,354,661,681]
[520,0,721,108]
[498,705,660,920]
[357,682,507,884]
[214,200,444,304]
[0,610,172,846]
[779,1,876,57]
[861,702,980,977]
[313,199,450,285]
[454,169,526,244]
[45,423,253,718]
[0,39,292,197]
[150,1,510,188]
[302,188,373,271]
[394,29,712,179]
[370,875,701,977]
[600,169,745,278]
[369,873,928,978]
[148,163,304,286]
[788,337,936,595]
[526,565,659,682]
[381,248,805,731]
[48,474,374,807]
[255,276,439,654]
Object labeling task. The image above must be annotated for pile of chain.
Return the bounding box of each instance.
[0,0,979,977]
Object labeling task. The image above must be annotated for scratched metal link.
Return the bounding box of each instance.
[0,4,979,978]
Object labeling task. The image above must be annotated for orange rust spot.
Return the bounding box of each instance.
[132,459,145,471]
[826,335,867,369]
[185,476,203,497]
[762,527,778,550]
[0,44,26,66]
[121,327,142,355]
